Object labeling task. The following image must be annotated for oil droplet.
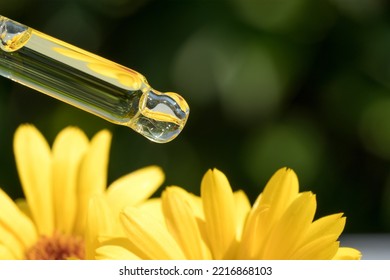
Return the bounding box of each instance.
[0,16,32,52]
[129,89,189,143]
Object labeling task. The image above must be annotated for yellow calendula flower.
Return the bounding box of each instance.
[0,124,164,260]
[97,168,361,260]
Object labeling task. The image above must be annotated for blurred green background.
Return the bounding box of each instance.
[1,0,390,233]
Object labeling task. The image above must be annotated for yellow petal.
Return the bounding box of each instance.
[201,169,237,259]
[98,236,134,248]
[13,124,53,235]
[106,165,164,218]
[161,189,208,247]
[85,196,115,260]
[290,235,340,260]
[52,127,89,234]
[0,226,25,259]
[163,185,204,219]
[234,190,251,240]
[261,192,316,259]
[96,245,141,260]
[332,247,362,260]
[0,188,37,252]
[74,130,112,235]
[0,244,15,259]
[257,168,300,233]
[162,187,211,259]
[136,198,164,224]
[290,214,347,260]
[120,207,185,259]
[303,213,345,245]
[236,203,269,259]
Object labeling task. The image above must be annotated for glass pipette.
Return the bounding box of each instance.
[0,15,189,143]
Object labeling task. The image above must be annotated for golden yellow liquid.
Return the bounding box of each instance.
[0,16,189,143]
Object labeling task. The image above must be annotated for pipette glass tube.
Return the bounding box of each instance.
[0,16,189,143]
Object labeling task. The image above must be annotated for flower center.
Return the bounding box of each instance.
[26,232,85,260]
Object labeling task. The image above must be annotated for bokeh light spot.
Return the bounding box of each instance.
[242,117,324,188]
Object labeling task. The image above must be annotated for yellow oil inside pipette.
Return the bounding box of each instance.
[0,16,189,143]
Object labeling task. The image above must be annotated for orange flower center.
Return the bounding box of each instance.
[26,232,85,260]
